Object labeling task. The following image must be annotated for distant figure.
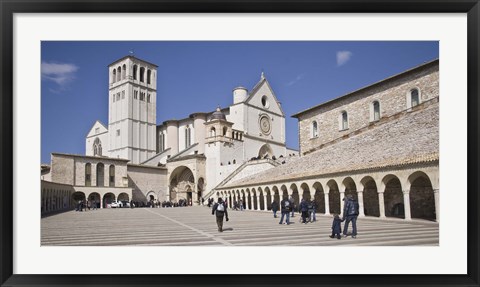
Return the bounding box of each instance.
[342,194,360,238]
[279,197,291,225]
[330,214,345,239]
[212,198,229,232]
[271,200,279,218]
[300,198,309,224]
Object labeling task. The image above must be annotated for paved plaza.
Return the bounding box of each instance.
[41,206,439,246]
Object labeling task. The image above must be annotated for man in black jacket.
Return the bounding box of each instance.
[279,197,291,225]
[212,198,229,232]
[342,194,359,238]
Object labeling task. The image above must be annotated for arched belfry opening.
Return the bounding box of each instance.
[258,144,273,159]
[169,166,195,202]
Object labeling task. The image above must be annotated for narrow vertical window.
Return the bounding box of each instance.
[85,163,91,186]
[411,89,419,107]
[122,91,125,99]
[147,69,151,84]
[109,165,115,187]
[140,67,145,82]
[133,65,138,80]
[342,111,348,130]
[117,67,121,82]
[373,101,380,121]
[122,64,126,80]
[147,94,151,103]
[96,163,104,187]
[93,138,102,156]
[112,70,116,83]
[312,121,318,138]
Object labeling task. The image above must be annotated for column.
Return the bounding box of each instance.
[339,190,345,217]
[434,189,439,222]
[324,192,330,215]
[378,191,385,218]
[256,195,261,210]
[357,191,365,217]
[192,183,198,205]
[263,194,268,211]
[403,190,412,220]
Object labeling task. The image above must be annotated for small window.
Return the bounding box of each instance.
[116,93,120,101]
[121,91,125,99]
[261,95,269,108]
[133,65,138,80]
[312,121,318,138]
[411,89,419,107]
[373,101,380,121]
[140,92,145,101]
[117,67,121,82]
[116,129,120,136]
[112,70,116,83]
[211,127,216,137]
[95,128,100,134]
[134,91,138,100]
[223,127,228,136]
[122,64,126,80]
[147,69,151,84]
[341,111,348,130]
[113,94,115,102]
[147,94,151,103]
[140,67,145,82]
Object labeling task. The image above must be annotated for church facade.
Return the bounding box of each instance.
[41,55,297,213]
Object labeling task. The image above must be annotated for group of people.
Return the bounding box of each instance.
[75,200,98,211]
[210,194,359,239]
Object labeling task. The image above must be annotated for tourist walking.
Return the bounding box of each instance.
[271,200,279,218]
[342,194,360,238]
[300,198,309,223]
[279,197,291,225]
[308,199,316,222]
[212,198,229,232]
[330,214,344,239]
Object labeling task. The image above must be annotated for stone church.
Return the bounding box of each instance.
[41,55,439,223]
[41,55,297,212]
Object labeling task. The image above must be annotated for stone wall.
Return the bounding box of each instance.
[296,61,439,155]
[127,164,168,202]
[51,154,75,185]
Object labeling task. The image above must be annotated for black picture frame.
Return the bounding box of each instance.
[1,1,479,286]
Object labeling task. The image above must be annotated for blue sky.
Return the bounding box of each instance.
[41,41,438,164]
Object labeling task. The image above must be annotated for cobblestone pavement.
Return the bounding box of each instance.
[41,206,439,246]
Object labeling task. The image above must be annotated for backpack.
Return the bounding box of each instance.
[217,203,225,212]
[284,200,290,210]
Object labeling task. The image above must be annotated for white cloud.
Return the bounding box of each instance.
[41,62,79,86]
[286,73,305,87]
[336,51,353,67]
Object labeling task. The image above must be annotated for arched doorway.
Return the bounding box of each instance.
[88,192,101,209]
[342,177,358,199]
[103,192,115,208]
[290,184,299,212]
[327,180,340,215]
[265,187,272,210]
[118,192,129,202]
[313,182,325,214]
[383,175,404,218]
[408,171,435,221]
[361,176,379,217]
[169,166,195,203]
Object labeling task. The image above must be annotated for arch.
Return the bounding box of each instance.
[342,177,357,199]
[87,192,100,209]
[410,88,420,107]
[258,187,265,210]
[72,191,86,202]
[382,174,404,218]
[210,127,216,137]
[147,69,151,84]
[140,67,145,82]
[258,144,273,159]
[300,183,311,200]
[280,185,288,200]
[290,183,299,211]
[112,69,116,83]
[146,191,156,202]
[85,163,92,186]
[245,188,251,210]
[360,176,379,217]
[117,66,121,82]
[371,100,381,121]
[185,126,191,148]
[103,193,115,208]
[133,65,138,80]
[327,179,340,215]
[223,126,228,136]
[312,182,325,213]
[311,121,318,138]
[109,164,115,187]
[169,166,195,202]
[122,64,126,80]
[408,171,435,220]
[96,163,105,187]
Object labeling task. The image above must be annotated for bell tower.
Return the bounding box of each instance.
[107,55,157,164]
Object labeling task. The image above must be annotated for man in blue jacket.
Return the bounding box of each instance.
[342,194,359,238]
